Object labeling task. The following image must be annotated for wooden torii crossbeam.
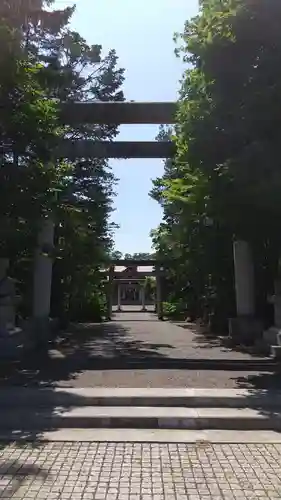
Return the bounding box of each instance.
[111,259,159,267]
[56,101,177,159]
[59,101,177,125]
[54,140,175,159]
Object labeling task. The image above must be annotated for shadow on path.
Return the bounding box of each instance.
[230,370,281,430]
[0,322,174,387]
[234,371,281,390]
[55,321,174,360]
[0,446,49,498]
[175,320,268,359]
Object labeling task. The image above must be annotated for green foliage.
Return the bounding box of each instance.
[110,251,123,260]
[123,253,155,260]
[151,0,281,329]
[162,301,187,319]
[144,276,155,303]
[67,285,107,323]
[0,58,63,249]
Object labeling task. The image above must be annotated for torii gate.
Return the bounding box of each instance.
[101,258,165,320]
[32,101,176,329]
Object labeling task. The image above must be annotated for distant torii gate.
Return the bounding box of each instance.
[32,102,176,328]
[103,259,165,320]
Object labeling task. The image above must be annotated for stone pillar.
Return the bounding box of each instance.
[107,265,114,320]
[156,267,163,320]
[229,240,262,342]
[32,217,54,321]
[233,240,255,316]
[30,216,55,348]
[117,283,122,311]
[141,284,146,311]
[263,280,281,351]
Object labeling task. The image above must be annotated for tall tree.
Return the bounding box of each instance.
[0,2,70,317]
[36,9,125,321]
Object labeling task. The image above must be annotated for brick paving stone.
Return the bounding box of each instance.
[0,443,281,499]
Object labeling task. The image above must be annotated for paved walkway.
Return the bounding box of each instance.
[0,310,276,389]
[55,309,266,362]
[0,441,281,499]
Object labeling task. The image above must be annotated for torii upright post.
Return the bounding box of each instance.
[117,283,122,312]
[107,265,114,320]
[156,265,163,320]
[141,284,146,312]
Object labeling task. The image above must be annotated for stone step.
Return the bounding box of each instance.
[2,428,281,443]
[1,387,281,408]
[8,353,276,370]
[0,406,280,431]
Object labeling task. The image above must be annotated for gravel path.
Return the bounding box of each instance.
[0,366,276,390]
[55,311,268,362]
[53,368,273,389]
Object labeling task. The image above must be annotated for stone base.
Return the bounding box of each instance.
[23,317,58,351]
[228,316,263,345]
[0,327,24,359]
[0,325,21,337]
[253,337,271,356]
[271,345,281,360]
[263,327,281,347]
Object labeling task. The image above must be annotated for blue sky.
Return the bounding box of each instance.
[54,0,199,253]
